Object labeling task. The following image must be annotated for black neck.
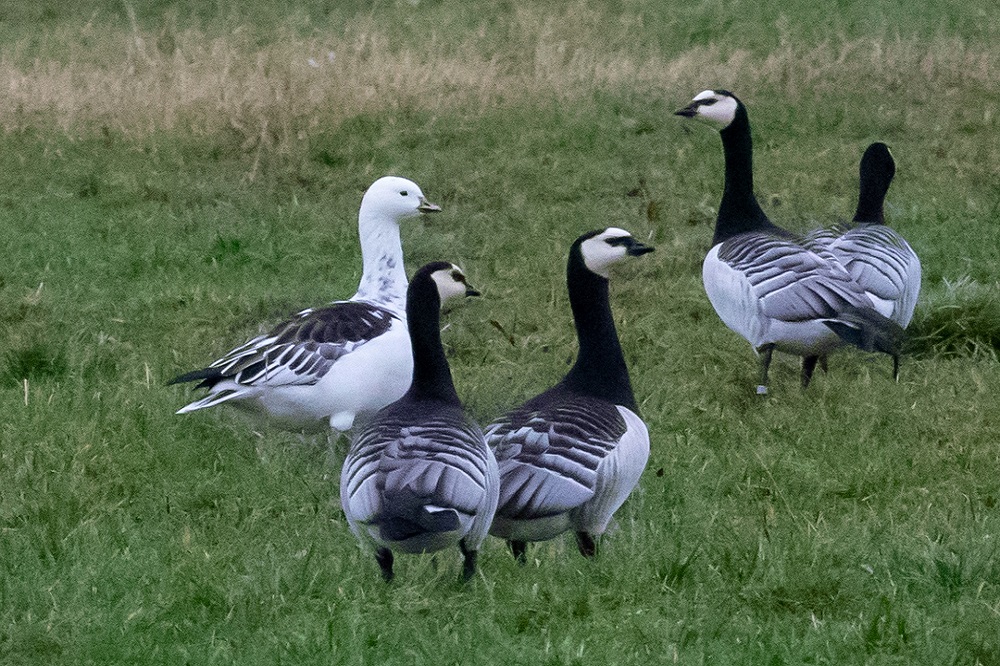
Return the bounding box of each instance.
[403,280,461,405]
[853,169,888,225]
[713,105,786,245]
[559,256,638,412]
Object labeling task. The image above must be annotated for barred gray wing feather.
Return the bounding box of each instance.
[342,411,495,541]
[804,224,921,326]
[487,397,627,519]
[381,419,494,518]
[719,233,872,322]
[340,423,394,528]
[827,225,921,324]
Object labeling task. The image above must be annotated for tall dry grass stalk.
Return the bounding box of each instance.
[0,12,995,144]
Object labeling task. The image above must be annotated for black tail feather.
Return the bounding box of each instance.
[377,488,461,542]
[822,307,906,359]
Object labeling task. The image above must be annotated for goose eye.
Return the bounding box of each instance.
[399,190,409,197]
[451,270,465,283]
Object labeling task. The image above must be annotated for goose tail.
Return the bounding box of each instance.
[377,488,461,542]
[822,307,906,377]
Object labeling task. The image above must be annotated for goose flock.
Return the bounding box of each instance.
[171,89,921,581]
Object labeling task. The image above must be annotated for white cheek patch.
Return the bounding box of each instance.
[697,95,738,128]
[581,230,631,277]
[431,266,470,303]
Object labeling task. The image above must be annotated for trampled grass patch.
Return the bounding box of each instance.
[2,1,999,664]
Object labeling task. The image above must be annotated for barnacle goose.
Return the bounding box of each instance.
[806,142,921,329]
[169,176,440,433]
[486,228,653,563]
[675,90,904,393]
[340,262,499,582]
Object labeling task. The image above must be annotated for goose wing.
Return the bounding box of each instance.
[825,225,921,325]
[717,232,874,322]
[172,301,399,390]
[487,395,628,520]
[342,411,496,542]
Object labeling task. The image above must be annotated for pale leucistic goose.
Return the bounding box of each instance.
[340,262,499,582]
[487,228,654,563]
[169,176,440,433]
[675,90,904,393]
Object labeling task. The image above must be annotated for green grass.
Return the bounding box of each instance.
[2,1,1000,664]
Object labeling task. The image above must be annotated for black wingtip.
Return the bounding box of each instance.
[165,366,221,387]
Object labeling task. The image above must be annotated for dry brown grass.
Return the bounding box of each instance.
[0,10,995,144]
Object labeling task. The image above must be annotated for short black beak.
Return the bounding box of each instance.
[465,287,481,298]
[674,103,698,118]
[626,239,655,256]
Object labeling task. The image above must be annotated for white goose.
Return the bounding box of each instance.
[807,142,921,328]
[487,228,653,563]
[169,176,440,433]
[340,262,498,582]
[675,90,904,393]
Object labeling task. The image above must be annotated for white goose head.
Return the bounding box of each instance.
[579,227,655,279]
[354,176,441,308]
[674,90,741,130]
[360,176,441,223]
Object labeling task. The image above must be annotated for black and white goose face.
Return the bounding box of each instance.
[430,264,480,303]
[674,90,740,129]
[580,227,655,278]
[362,176,442,222]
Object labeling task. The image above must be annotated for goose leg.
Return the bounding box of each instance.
[819,355,829,374]
[575,531,597,558]
[459,539,478,582]
[892,354,900,381]
[509,539,528,565]
[801,355,819,388]
[756,344,776,395]
[376,547,394,582]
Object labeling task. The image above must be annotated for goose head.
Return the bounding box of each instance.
[860,142,895,175]
[675,89,743,130]
[360,176,441,224]
[575,227,655,279]
[422,262,480,304]
[856,142,896,223]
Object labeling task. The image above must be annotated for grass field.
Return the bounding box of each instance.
[2,1,1000,664]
